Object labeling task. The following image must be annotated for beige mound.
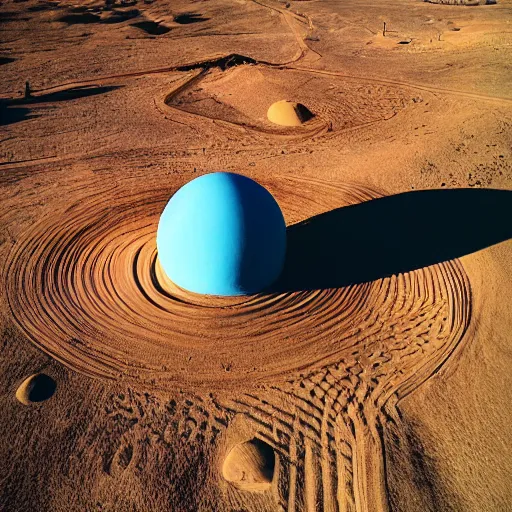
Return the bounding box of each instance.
[267,100,314,127]
[15,374,56,405]
[222,438,275,491]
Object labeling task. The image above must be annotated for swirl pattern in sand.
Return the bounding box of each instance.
[5,177,470,390]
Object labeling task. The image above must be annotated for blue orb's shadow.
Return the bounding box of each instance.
[270,188,512,293]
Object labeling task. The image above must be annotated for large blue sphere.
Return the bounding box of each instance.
[157,172,287,296]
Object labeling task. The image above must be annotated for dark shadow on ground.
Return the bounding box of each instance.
[58,13,100,24]
[0,57,16,65]
[0,85,121,125]
[0,13,30,23]
[68,6,94,13]
[26,374,57,403]
[58,9,139,25]
[174,13,209,24]
[5,85,122,106]
[272,188,512,292]
[28,2,62,11]
[131,20,170,35]
[295,103,315,123]
[0,104,38,126]
[384,416,464,512]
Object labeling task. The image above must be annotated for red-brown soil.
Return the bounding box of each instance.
[1,0,511,510]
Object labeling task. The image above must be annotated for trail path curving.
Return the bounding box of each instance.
[5,176,471,392]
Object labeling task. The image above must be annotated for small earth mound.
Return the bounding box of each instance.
[16,373,56,405]
[222,438,275,491]
[267,100,314,127]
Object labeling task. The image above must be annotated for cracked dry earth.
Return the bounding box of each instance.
[1,0,511,511]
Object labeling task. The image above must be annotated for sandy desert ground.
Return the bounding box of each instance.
[1,0,511,510]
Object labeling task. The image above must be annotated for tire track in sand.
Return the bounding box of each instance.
[5,176,471,511]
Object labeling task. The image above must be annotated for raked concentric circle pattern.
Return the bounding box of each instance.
[5,177,471,390]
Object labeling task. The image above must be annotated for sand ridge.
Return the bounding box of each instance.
[3,169,476,507]
[160,64,425,143]
[5,176,471,393]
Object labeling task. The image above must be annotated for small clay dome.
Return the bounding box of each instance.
[16,373,56,405]
[267,100,314,127]
[222,438,275,491]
